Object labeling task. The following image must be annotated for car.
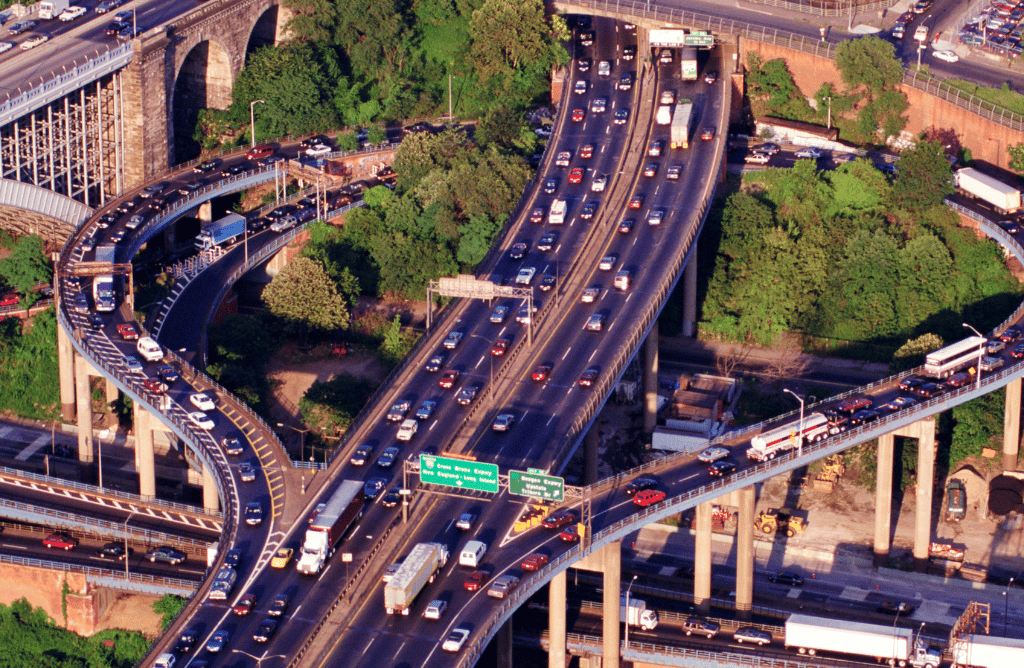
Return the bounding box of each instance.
[700,126,716,141]
[578,367,599,387]
[539,274,556,291]
[698,446,730,463]
[110,229,126,243]
[555,152,571,167]
[387,399,412,421]
[8,19,37,33]
[233,593,256,615]
[769,571,805,586]
[571,108,585,122]
[623,45,636,60]
[618,218,635,234]
[73,294,90,313]
[529,207,545,223]
[305,144,332,157]
[745,152,771,165]
[613,270,630,291]
[189,392,215,411]
[618,73,633,90]
[758,142,781,155]
[439,369,460,388]
[794,147,823,159]
[1013,343,1024,359]
[613,109,629,125]
[597,59,610,76]
[648,140,664,157]
[381,487,402,508]
[220,436,243,455]
[463,568,491,591]
[509,241,528,259]
[624,477,658,496]
[559,524,581,542]
[443,331,463,349]
[178,180,204,195]
[899,376,924,392]
[220,162,248,177]
[270,548,293,569]
[488,574,520,599]
[704,70,718,84]
[456,385,479,405]
[999,327,1022,342]
[245,501,263,525]
[123,355,143,373]
[648,209,665,226]
[877,161,898,175]
[116,24,138,39]
[877,600,917,615]
[492,413,515,431]
[364,477,387,499]
[395,416,420,440]
[206,629,229,653]
[880,396,917,414]
[456,512,478,530]
[598,254,617,271]
[516,266,536,285]
[543,509,577,529]
[88,314,104,331]
[521,553,549,571]
[642,163,659,178]
[591,175,608,192]
[425,353,445,372]
[21,35,49,50]
[238,462,256,482]
[628,194,644,209]
[568,167,584,184]
[491,338,510,356]
[580,201,598,219]
[175,628,199,653]
[415,400,437,420]
[912,0,932,12]
[532,364,552,382]
[533,125,552,138]
[146,546,185,565]
[543,178,558,194]
[987,339,1006,354]
[734,627,772,646]
[660,90,676,105]
[376,446,401,468]
[586,313,606,331]
[573,80,587,95]
[252,618,278,644]
[516,303,538,324]
[581,287,600,303]
[193,160,219,174]
[442,626,471,652]
[682,617,720,638]
[96,542,130,560]
[142,378,168,395]
[578,57,591,72]
[914,24,929,42]
[590,97,606,113]
[916,382,945,398]
[423,599,447,620]
[187,411,215,430]
[579,144,594,159]
[301,134,331,149]
[633,489,667,506]
[537,232,557,251]
[709,459,737,477]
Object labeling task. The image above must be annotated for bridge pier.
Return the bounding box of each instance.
[585,424,600,484]
[497,618,513,668]
[549,570,567,668]
[1004,378,1021,471]
[58,323,76,421]
[735,486,755,618]
[198,201,212,223]
[643,321,659,437]
[693,501,712,612]
[681,256,698,338]
[601,540,621,668]
[873,432,895,567]
[74,354,94,465]
[105,378,119,407]
[203,463,220,513]
[910,418,936,572]
[133,403,157,501]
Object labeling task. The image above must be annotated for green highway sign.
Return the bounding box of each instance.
[683,34,716,47]
[509,470,564,502]
[420,455,499,493]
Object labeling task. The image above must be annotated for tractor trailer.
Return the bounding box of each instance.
[784,614,941,667]
[92,245,117,312]
[619,596,658,630]
[670,103,693,150]
[383,542,449,615]
[747,412,830,461]
[296,480,364,575]
[951,634,1024,667]
[954,167,1021,214]
[196,213,246,250]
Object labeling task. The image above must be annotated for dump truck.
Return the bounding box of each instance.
[620,595,658,630]
[785,614,941,667]
[754,508,805,537]
[955,167,1021,214]
[296,480,364,575]
[196,213,246,250]
[384,542,450,615]
[670,102,693,150]
[951,634,1024,667]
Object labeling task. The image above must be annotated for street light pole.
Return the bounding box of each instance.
[625,574,638,650]
[232,649,286,668]
[277,422,311,461]
[963,323,986,390]
[824,96,832,129]
[249,99,265,149]
[1005,574,1020,634]
[124,510,135,579]
[783,388,806,458]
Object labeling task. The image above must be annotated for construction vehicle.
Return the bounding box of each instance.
[689,504,735,531]
[754,508,805,537]
[929,542,965,563]
[514,504,550,532]
[813,454,846,492]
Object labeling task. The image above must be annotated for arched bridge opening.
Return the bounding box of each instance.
[172,40,234,164]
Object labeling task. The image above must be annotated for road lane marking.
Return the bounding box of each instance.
[561,347,572,361]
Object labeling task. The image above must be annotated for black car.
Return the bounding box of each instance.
[709,459,737,477]
[769,571,804,586]
[848,409,880,427]
[193,159,219,174]
[174,628,199,654]
[178,180,204,195]
[580,201,598,220]
[146,546,186,565]
[253,618,277,643]
[96,542,131,560]
[915,382,945,398]
[301,134,331,148]
[157,364,178,383]
[267,593,289,617]
[223,548,242,568]
[88,314,104,331]
[537,232,557,251]
[509,242,528,260]
[249,217,270,232]
[999,327,1022,342]
[381,487,402,508]
[877,600,916,615]
[618,219,634,234]
[1013,343,1024,359]
[538,275,556,292]
[220,162,248,176]
[899,377,924,393]
[624,477,657,496]
[544,178,557,194]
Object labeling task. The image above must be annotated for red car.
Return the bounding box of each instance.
[532,364,552,382]
[233,593,256,616]
[439,370,460,388]
[628,194,644,209]
[142,378,168,394]
[568,167,584,184]
[463,569,491,591]
[491,339,510,356]
[542,509,576,529]
[116,323,139,340]
[633,489,667,507]
[559,524,581,542]
[43,532,78,550]
[571,108,585,122]
[578,367,598,387]
[0,294,20,307]
[521,553,549,572]
[579,144,594,159]
[700,126,716,141]
[529,207,544,223]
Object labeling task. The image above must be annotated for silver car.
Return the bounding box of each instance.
[733,627,771,646]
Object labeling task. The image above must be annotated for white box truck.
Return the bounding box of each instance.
[548,199,566,225]
[955,167,1021,214]
[670,103,693,150]
[784,614,941,668]
[92,245,117,312]
[619,596,658,630]
[39,0,70,19]
[951,634,1024,668]
[680,47,698,80]
[297,480,364,575]
[384,542,449,615]
[196,213,246,250]
[747,412,830,461]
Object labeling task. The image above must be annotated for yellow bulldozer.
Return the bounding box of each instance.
[813,454,846,492]
[754,508,806,537]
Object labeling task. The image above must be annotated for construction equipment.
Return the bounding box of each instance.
[754,508,805,537]
[813,454,846,492]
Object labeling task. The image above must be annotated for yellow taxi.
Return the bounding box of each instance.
[271,548,293,569]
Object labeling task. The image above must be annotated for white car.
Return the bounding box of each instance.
[591,176,607,192]
[442,627,471,652]
[698,446,730,463]
[516,267,536,285]
[581,286,600,303]
[424,599,447,620]
[305,144,332,157]
[188,411,215,430]
[396,418,418,441]
[0,42,14,54]
[597,60,611,76]
[933,50,959,63]
[59,6,88,21]
[648,209,665,226]
[573,80,587,94]
[443,331,463,349]
[598,255,616,271]
[613,270,630,291]
[21,35,49,50]
[914,24,929,42]
[794,147,823,159]
[590,97,607,113]
[744,152,771,165]
[190,392,216,411]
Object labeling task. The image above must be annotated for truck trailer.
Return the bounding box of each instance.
[196,213,246,250]
[680,47,698,80]
[384,542,449,615]
[951,634,1024,668]
[784,614,941,668]
[92,245,117,312]
[747,412,830,461]
[296,480,364,575]
[954,167,1021,214]
[619,596,658,630]
[39,0,70,19]
[670,103,693,150]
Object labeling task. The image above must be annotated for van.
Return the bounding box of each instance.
[459,540,487,568]
[153,653,176,668]
[136,337,163,362]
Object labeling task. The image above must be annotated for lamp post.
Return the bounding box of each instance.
[625,574,638,650]
[249,99,265,149]
[783,388,806,458]
[962,323,985,390]
[277,422,311,461]
[824,96,832,129]
[1005,573,1020,634]
[232,649,286,668]
[123,510,135,579]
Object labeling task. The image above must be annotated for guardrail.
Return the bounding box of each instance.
[748,0,889,17]
[0,552,197,597]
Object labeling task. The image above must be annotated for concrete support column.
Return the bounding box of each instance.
[735,486,755,619]
[496,618,513,668]
[913,419,936,572]
[694,501,712,612]
[874,433,895,567]
[682,256,698,338]
[133,403,156,501]
[57,324,76,421]
[74,354,93,464]
[202,463,220,513]
[643,321,659,436]
[549,570,567,668]
[601,541,621,668]
[1004,377,1021,472]
[584,424,600,484]
[198,201,212,223]
[105,378,119,407]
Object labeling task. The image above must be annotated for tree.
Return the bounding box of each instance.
[834,35,903,95]
[262,257,349,344]
[1009,142,1024,173]
[469,0,551,82]
[0,235,51,301]
[890,139,954,212]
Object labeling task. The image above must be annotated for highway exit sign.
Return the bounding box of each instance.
[684,33,715,47]
[509,470,564,502]
[420,455,499,493]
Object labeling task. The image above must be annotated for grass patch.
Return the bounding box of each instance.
[945,78,1024,116]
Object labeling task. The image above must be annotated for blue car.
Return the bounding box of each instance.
[364,477,387,499]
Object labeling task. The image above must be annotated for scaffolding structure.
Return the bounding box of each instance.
[0,71,125,208]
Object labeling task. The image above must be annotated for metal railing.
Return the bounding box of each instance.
[0,552,197,597]
[747,0,889,18]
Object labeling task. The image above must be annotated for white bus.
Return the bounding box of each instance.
[923,336,986,379]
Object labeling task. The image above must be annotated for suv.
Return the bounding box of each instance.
[682,617,719,638]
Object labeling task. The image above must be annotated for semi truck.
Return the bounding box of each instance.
[92,245,117,312]
[39,0,70,19]
[549,199,567,225]
[954,167,1021,214]
[384,542,450,615]
[680,47,698,80]
[747,412,830,461]
[670,103,693,150]
[619,596,658,630]
[196,213,246,250]
[296,480,364,575]
[785,614,941,667]
[951,634,1024,667]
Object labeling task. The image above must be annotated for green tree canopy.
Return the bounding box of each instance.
[0,235,51,301]
[891,139,954,212]
[263,257,349,342]
[834,35,904,94]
